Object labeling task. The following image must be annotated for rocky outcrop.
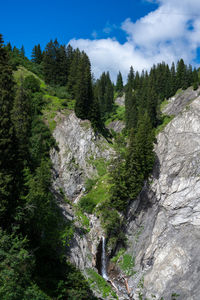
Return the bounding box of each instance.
[115,95,125,106]
[50,111,114,293]
[162,86,200,116]
[107,120,125,133]
[51,111,114,200]
[124,92,200,299]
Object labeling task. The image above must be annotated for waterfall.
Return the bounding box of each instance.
[101,236,109,280]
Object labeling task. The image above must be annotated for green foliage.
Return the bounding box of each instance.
[155,115,174,135]
[105,104,125,126]
[79,196,97,214]
[193,81,198,90]
[111,248,125,263]
[160,98,169,111]
[95,71,114,118]
[87,269,117,299]
[75,208,90,232]
[79,159,111,214]
[85,178,98,192]
[119,254,136,276]
[23,75,41,92]
[0,228,50,300]
[116,71,123,94]
[0,34,18,226]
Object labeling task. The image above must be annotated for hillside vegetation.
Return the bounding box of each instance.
[0,33,200,299]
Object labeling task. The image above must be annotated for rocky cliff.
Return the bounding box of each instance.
[51,88,200,300]
[123,88,200,299]
[50,111,115,298]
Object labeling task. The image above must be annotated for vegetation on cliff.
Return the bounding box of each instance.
[0,31,200,299]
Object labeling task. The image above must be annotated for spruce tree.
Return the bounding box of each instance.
[0,34,18,226]
[12,79,31,163]
[116,71,123,95]
[125,66,136,130]
[74,51,93,119]
[31,44,43,64]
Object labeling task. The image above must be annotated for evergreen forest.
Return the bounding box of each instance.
[0,34,199,299]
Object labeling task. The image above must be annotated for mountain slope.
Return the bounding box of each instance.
[124,89,200,299]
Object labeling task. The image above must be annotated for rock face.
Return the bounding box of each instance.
[50,111,113,288]
[51,111,114,200]
[107,120,125,133]
[125,92,200,299]
[162,86,200,116]
[115,95,125,106]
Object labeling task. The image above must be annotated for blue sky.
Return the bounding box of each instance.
[1,0,200,81]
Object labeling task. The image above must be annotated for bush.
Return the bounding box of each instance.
[193,81,198,90]
[79,196,96,214]
[23,75,40,93]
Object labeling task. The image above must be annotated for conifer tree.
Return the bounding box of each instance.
[176,59,187,90]
[170,62,177,96]
[0,34,18,226]
[31,44,43,64]
[125,66,136,130]
[67,48,81,97]
[12,79,31,163]
[95,71,114,119]
[74,52,93,119]
[116,71,123,95]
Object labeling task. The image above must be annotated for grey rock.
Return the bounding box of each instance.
[115,95,125,106]
[51,111,114,200]
[126,93,200,299]
[107,120,125,133]
[162,86,200,116]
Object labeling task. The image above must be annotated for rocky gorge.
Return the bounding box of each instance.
[51,88,200,300]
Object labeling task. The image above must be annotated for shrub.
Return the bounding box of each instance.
[79,196,96,214]
[23,75,40,93]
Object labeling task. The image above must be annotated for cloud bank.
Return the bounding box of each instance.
[69,0,200,82]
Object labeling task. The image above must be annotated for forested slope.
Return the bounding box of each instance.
[0,33,200,299]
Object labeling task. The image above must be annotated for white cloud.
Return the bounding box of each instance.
[69,0,200,82]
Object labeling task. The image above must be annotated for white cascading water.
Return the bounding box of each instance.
[101,236,109,280]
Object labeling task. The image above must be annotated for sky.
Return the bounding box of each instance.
[1,0,200,81]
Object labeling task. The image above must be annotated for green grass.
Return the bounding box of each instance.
[14,65,75,132]
[160,98,169,111]
[74,208,90,232]
[79,172,112,214]
[13,65,45,88]
[111,248,125,263]
[111,250,136,277]
[87,269,117,299]
[105,105,125,126]
[119,254,136,276]
[175,88,183,95]
[155,115,174,135]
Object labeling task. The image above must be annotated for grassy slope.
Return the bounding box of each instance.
[13,66,75,131]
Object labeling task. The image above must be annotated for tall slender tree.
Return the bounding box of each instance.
[0,34,18,226]
[116,71,123,95]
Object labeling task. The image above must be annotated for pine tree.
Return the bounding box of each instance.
[31,44,43,64]
[12,79,31,163]
[20,45,25,58]
[74,51,93,119]
[116,71,123,95]
[95,71,114,118]
[125,66,136,130]
[170,62,177,96]
[176,59,187,90]
[0,34,18,226]
[67,48,81,97]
